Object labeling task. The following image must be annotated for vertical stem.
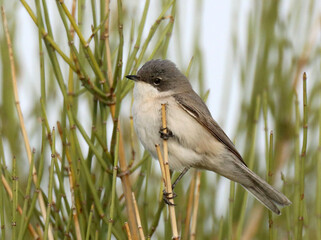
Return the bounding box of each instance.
[317,72,321,240]
[297,73,308,240]
[182,170,196,240]
[17,150,36,240]
[12,157,17,240]
[162,1,175,57]
[112,0,124,89]
[217,217,224,240]
[190,171,201,240]
[262,91,269,178]
[294,91,301,233]
[104,0,113,87]
[85,204,94,240]
[132,193,145,240]
[107,130,120,240]
[0,173,5,240]
[147,201,165,238]
[228,181,235,240]
[124,222,132,240]
[44,128,56,240]
[161,104,179,239]
[268,131,274,240]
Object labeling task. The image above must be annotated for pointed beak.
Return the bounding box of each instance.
[126,75,140,81]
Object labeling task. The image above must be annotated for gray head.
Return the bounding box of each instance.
[126,59,191,92]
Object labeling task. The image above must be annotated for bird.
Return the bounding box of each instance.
[126,59,291,215]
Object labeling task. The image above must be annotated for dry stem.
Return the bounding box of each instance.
[124,222,132,240]
[155,144,166,185]
[132,192,145,240]
[160,104,179,239]
[190,171,201,239]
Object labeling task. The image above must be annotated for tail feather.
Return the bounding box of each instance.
[242,184,282,215]
[202,151,292,214]
[237,163,292,215]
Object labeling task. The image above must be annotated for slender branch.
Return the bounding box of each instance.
[297,72,308,240]
[182,170,196,240]
[124,222,132,240]
[132,192,145,240]
[104,0,113,87]
[190,171,201,240]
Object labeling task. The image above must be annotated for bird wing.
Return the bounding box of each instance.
[173,91,247,166]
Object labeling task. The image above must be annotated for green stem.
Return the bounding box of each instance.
[317,73,321,240]
[107,130,120,239]
[124,0,150,75]
[297,73,308,240]
[85,205,95,240]
[268,131,274,240]
[228,181,235,240]
[58,0,109,92]
[12,157,17,240]
[20,0,77,71]
[44,128,56,240]
[17,150,35,240]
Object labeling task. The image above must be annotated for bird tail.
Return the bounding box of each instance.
[203,153,292,214]
[236,162,292,215]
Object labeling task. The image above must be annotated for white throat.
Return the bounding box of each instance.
[133,81,173,102]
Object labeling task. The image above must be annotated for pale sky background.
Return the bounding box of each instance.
[13,0,250,216]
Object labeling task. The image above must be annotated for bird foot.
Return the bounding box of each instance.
[159,127,173,140]
[162,189,177,206]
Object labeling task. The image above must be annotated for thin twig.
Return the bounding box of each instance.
[182,170,196,240]
[190,171,201,240]
[132,192,145,240]
[107,129,120,240]
[297,72,308,240]
[155,145,166,185]
[124,222,132,240]
[104,0,113,87]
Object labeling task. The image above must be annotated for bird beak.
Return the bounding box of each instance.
[126,75,140,81]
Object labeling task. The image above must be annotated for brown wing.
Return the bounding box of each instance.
[174,91,247,167]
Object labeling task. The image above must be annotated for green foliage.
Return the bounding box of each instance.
[0,0,320,239]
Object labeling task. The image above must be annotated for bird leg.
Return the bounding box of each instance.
[159,127,173,140]
[163,167,189,205]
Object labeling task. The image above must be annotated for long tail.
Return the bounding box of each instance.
[234,162,291,215]
[204,153,292,214]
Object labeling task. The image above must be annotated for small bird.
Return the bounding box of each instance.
[126,59,291,214]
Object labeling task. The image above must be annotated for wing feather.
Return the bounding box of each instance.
[174,91,247,167]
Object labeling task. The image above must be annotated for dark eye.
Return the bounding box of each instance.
[153,77,161,85]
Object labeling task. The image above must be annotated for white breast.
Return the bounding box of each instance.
[132,82,225,171]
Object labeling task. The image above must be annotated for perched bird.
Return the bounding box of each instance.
[126,59,291,214]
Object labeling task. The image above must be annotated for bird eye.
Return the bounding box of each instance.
[153,77,161,85]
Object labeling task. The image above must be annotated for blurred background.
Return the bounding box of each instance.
[0,0,320,239]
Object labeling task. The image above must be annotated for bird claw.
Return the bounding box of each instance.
[159,127,173,140]
[162,189,177,206]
